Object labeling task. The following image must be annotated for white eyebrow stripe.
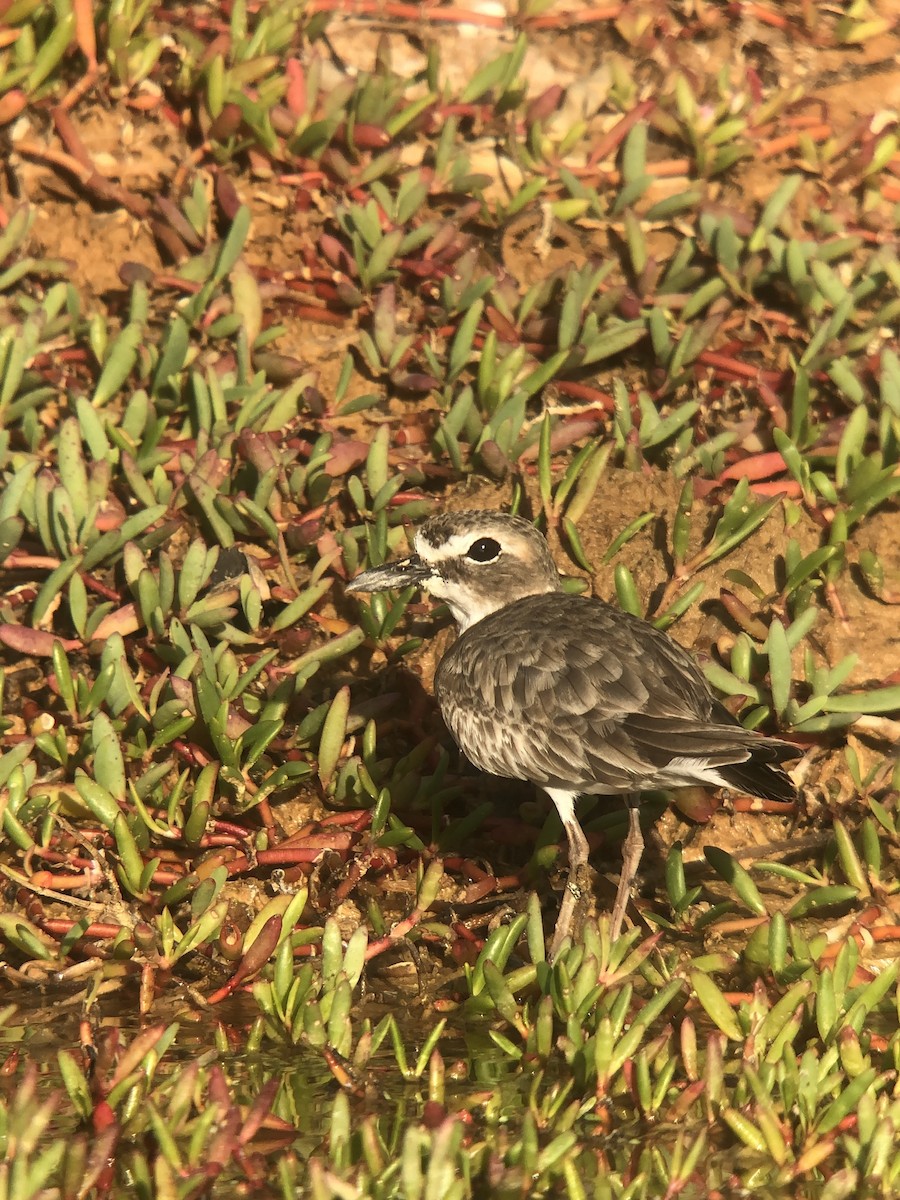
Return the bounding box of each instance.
[415,531,489,563]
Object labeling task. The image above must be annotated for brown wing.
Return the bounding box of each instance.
[434,592,795,800]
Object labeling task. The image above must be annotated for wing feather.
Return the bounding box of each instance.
[435,592,795,798]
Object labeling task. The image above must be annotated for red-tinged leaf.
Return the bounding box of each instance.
[465,877,498,904]
[480,440,510,479]
[296,303,349,325]
[326,439,369,476]
[319,233,353,272]
[255,352,307,384]
[267,831,358,854]
[216,172,242,222]
[395,426,428,446]
[418,1099,447,1129]
[519,419,598,460]
[289,521,323,550]
[0,625,81,655]
[225,709,251,739]
[338,122,391,150]
[555,381,614,408]
[72,0,97,68]
[208,103,243,142]
[95,497,126,532]
[92,1100,117,1134]
[151,219,190,263]
[719,452,788,482]
[238,1078,281,1145]
[587,98,656,165]
[423,222,460,260]
[719,591,769,640]
[526,84,564,124]
[208,915,282,1003]
[285,58,306,117]
[485,306,518,341]
[389,489,428,504]
[315,530,341,567]
[673,787,723,823]
[618,290,642,320]
[92,604,143,641]
[757,382,789,429]
[749,480,803,497]
[697,350,782,385]
[108,1025,169,1090]
[239,914,285,979]
[693,478,719,499]
[207,1111,242,1170]
[155,196,205,250]
[237,430,279,473]
[393,372,439,392]
[209,1064,231,1107]
[169,676,195,706]
[732,796,796,814]
[666,1079,707,1122]
[0,90,27,126]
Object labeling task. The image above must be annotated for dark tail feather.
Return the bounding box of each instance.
[718,741,798,804]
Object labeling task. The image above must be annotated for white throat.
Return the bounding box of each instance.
[423,577,500,632]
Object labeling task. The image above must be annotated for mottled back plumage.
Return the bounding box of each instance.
[347,509,798,955]
[435,591,796,801]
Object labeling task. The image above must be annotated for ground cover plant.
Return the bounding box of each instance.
[1,0,900,1195]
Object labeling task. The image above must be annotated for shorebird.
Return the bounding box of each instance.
[347,510,797,959]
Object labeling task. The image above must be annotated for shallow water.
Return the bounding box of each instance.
[0,989,858,1200]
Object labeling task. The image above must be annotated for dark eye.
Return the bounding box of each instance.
[466,537,501,563]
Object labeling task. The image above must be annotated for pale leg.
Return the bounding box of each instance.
[608,794,643,942]
[545,789,590,962]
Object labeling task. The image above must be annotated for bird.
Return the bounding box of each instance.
[346,510,797,960]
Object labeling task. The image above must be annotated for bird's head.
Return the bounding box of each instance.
[346,510,562,631]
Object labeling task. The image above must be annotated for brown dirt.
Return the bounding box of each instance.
[12,5,900,305]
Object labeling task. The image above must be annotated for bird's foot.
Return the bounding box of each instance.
[547,862,598,963]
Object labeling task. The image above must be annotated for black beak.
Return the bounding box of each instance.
[345,554,433,594]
